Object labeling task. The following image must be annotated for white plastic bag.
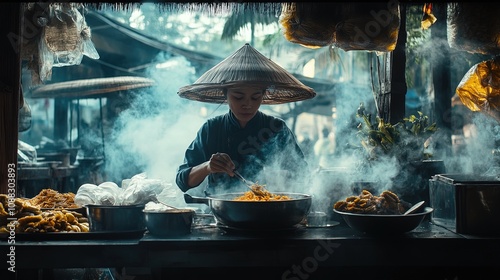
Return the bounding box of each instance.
[119,173,165,205]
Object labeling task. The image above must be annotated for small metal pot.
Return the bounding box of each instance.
[85,204,145,232]
[143,209,195,237]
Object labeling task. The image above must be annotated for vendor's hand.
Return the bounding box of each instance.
[208,153,235,176]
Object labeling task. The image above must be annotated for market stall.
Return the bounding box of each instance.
[2,2,500,280]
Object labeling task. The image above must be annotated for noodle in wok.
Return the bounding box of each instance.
[234,183,291,201]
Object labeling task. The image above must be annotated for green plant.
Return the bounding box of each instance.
[356,103,438,162]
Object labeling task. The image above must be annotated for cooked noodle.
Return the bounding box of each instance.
[234,188,291,201]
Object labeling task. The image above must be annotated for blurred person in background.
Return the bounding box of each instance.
[314,126,334,168]
[299,131,315,165]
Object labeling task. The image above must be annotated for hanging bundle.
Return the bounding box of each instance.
[421,3,437,30]
[333,2,400,52]
[447,3,500,55]
[279,3,342,48]
[21,3,100,84]
[279,2,400,52]
[456,56,500,121]
[38,3,100,82]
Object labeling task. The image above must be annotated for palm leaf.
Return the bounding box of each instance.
[221,11,278,41]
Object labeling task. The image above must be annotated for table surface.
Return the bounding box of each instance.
[2,220,499,271]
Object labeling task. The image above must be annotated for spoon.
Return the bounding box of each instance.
[152,197,179,210]
[403,201,425,215]
[233,170,255,186]
[233,170,268,196]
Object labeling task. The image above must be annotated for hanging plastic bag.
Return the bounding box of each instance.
[456,56,500,121]
[38,3,99,81]
[18,88,31,132]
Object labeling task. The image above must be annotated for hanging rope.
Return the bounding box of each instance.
[99,98,106,160]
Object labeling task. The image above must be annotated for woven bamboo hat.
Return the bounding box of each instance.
[178,43,316,105]
[28,76,155,99]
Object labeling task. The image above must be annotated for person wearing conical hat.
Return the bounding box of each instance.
[175,44,316,195]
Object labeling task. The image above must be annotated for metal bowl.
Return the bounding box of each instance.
[143,209,195,237]
[333,207,434,235]
[85,204,146,232]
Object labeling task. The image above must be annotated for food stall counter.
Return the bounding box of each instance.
[1,221,499,279]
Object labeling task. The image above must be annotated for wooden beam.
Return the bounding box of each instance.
[0,3,22,194]
[389,2,407,123]
[431,2,453,157]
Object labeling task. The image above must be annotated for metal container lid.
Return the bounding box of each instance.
[432,174,500,184]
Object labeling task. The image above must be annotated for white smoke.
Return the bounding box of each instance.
[104,54,225,184]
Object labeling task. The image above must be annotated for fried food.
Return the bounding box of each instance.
[0,194,42,218]
[0,202,8,216]
[14,209,89,233]
[249,183,271,197]
[0,193,90,233]
[28,189,80,208]
[333,190,407,215]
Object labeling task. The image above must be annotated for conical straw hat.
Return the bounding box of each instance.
[178,43,316,104]
[28,76,155,99]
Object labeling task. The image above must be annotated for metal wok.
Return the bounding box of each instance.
[184,192,312,230]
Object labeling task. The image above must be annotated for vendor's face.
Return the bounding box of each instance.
[227,86,264,128]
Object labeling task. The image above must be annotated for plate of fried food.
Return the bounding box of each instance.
[333,189,433,235]
[0,193,144,240]
[0,192,89,234]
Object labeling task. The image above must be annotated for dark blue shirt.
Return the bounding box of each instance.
[176,110,309,195]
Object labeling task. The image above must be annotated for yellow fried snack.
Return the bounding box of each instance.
[334,190,407,215]
[0,202,8,216]
[0,194,8,206]
[14,209,89,233]
[0,194,44,231]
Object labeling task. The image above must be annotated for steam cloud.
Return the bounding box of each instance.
[104,54,223,188]
[96,48,500,216]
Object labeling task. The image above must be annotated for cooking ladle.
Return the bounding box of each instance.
[233,170,268,196]
[152,197,180,210]
[403,201,425,215]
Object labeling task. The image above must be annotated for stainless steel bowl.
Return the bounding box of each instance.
[143,209,195,237]
[85,204,146,232]
[333,207,433,235]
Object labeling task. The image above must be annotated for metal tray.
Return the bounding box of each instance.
[0,230,145,241]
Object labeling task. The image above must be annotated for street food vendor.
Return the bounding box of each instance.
[175,43,317,195]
